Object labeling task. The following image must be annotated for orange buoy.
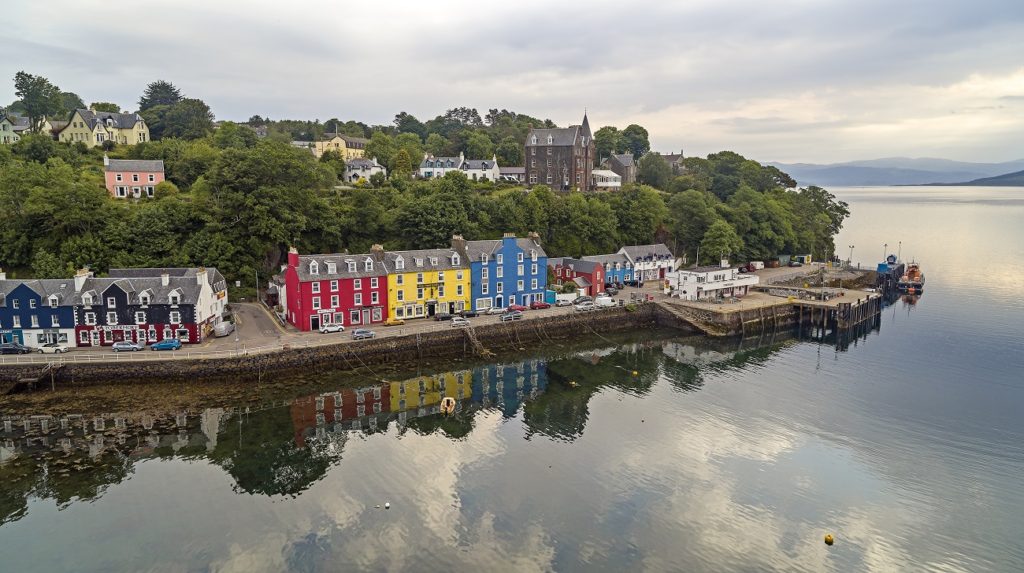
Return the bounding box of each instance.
[824,534,834,546]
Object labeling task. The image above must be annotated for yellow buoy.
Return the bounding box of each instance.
[632,370,639,376]
[824,534,834,546]
[569,380,578,388]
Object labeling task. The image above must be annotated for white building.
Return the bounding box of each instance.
[619,244,677,281]
[664,264,759,301]
[591,169,622,191]
[419,152,465,179]
[462,155,501,182]
[343,157,386,184]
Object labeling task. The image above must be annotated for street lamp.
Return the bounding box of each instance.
[883,243,888,261]
[848,245,855,266]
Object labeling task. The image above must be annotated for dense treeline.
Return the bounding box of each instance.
[2,75,848,287]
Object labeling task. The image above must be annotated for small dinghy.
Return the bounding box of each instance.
[440,397,456,415]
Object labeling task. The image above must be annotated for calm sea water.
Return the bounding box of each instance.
[2,186,1024,573]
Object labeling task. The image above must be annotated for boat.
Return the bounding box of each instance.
[897,262,925,293]
[440,397,456,416]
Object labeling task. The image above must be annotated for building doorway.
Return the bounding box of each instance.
[362,309,371,324]
[310,315,321,331]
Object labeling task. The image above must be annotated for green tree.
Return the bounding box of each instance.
[138,80,183,111]
[212,121,258,149]
[392,148,413,180]
[13,71,63,132]
[318,149,346,182]
[425,133,450,156]
[594,126,624,163]
[495,136,523,167]
[31,249,69,278]
[464,131,494,159]
[59,92,85,115]
[364,131,397,171]
[394,132,424,167]
[668,190,720,259]
[162,98,215,140]
[393,112,426,139]
[621,124,650,159]
[700,219,743,261]
[139,104,170,140]
[637,153,671,189]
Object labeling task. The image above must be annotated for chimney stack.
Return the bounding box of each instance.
[451,234,467,253]
[503,232,515,239]
[196,267,207,285]
[288,246,299,268]
[161,273,170,287]
[103,153,110,167]
[0,268,6,281]
[527,231,540,245]
[74,267,92,292]
[370,244,385,260]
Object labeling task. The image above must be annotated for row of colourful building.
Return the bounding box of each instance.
[271,233,676,332]
[0,267,228,349]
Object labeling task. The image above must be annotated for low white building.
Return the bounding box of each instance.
[664,263,759,301]
[591,169,622,191]
[419,152,465,179]
[462,155,501,182]
[620,243,677,281]
[344,157,386,183]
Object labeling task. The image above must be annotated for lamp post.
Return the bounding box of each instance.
[848,245,855,267]
[883,243,888,261]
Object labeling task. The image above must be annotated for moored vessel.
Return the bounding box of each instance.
[897,261,925,293]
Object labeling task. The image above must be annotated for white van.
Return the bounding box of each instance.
[594,294,616,308]
[214,322,236,337]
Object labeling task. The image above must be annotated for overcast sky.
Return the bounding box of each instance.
[4,0,1024,163]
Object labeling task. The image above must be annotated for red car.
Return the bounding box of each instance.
[507,304,529,312]
[530,301,551,310]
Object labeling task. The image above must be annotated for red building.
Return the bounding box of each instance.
[104,156,165,199]
[284,246,389,331]
[548,258,605,297]
[290,386,391,447]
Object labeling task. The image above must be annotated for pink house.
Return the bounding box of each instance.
[104,155,165,199]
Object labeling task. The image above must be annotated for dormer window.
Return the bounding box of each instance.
[326,262,336,274]
[546,135,553,144]
[451,254,460,266]
[140,295,150,306]
[364,258,373,272]
[170,294,180,305]
[531,250,538,261]
[415,258,423,267]
[395,257,405,270]
[347,261,356,272]
[530,135,537,145]
[310,261,319,275]
[429,257,438,266]
[83,294,93,306]
[49,296,59,308]
[481,254,489,264]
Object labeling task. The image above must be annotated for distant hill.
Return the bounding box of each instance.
[769,157,1024,186]
[937,169,1024,186]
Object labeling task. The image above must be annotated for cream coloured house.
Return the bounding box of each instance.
[312,133,368,160]
[57,108,149,147]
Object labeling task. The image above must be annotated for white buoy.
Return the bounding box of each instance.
[384,502,391,510]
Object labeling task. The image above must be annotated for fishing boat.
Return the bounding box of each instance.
[897,262,925,293]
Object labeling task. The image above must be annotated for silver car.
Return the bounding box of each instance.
[112,340,144,352]
[451,316,470,328]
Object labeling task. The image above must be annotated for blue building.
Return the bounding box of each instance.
[0,278,77,347]
[454,233,548,311]
[581,253,635,287]
[472,359,548,418]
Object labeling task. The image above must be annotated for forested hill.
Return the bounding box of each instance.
[932,169,1024,187]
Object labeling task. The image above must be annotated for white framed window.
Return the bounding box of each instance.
[11,299,19,310]
[312,296,321,309]
[140,294,150,306]
[330,280,338,291]
[132,174,139,182]
[481,283,489,295]
[497,267,503,278]
[531,279,538,290]
[354,293,362,305]
[397,274,404,285]
[170,311,181,324]
[354,279,362,290]
[518,280,524,291]
[106,312,117,324]
[416,273,424,284]
[29,299,36,309]
[148,174,155,182]
[531,264,538,275]
[364,259,373,272]
[371,291,379,304]
[115,173,122,182]
[452,254,460,266]
[518,265,524,276]
[481,268,488,280]
[135,311,146,324]
[416,287,424,299]
[456,270,464,280]
[12,316,20,328]
[370,277,379,288]
[457,284,464,296]
[170,294,180,305]
[438,286,445,298]
[517,252,524,263]
[395,257,404,270]
[312,281,320,293]
[85,312,96,325]
[310,261,319,275]
[331,295,339,308]
[80,331,89,343]
[438,271,445,283]
[497,254,503,265]
[496,282,503,293]
[397,290,404,301]
[51,315,60,327]
[107,297,116,308]
[350,309,360,324]
[30,315,39,328]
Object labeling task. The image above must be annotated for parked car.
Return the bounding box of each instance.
[604,286,619,296]
[574,301,596,312]
[594,295,616,308]
[150,338,182,351]
[530,300,551,310]
[507,304,528,312]
[112,341,144,352]
[572,295,593,305]
[499,310,523,322]
[0,342,32,355]
[788,260,804,267]
[37,342,69,354]
[214,321,235,337]
[451,316,470,328]
[383,317,405,326]
[486,306,507,315]
[351,329,375,340]
[555,299,573,307]
[433,313,453,321]
[320,323,345,333]
[459,309,479,318]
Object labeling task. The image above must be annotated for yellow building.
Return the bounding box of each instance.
[312,133,368,160]
[381,248,471,319]
[390,370,472,413]
[57,108,149,147]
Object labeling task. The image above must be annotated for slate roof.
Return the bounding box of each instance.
[294,253,389,282]
[108,267,227,291]
[10,115,31,132]
[73,109,144,130]
[582,253,632,267]
[690,265,736,273]
[610,153,635,167]
[620,244,674,262]
[591,169,620,179]
[420,155,464,169]
[346,158,383,169]
[500,167,525,174]
[322,133,368,146]
[559,258,601,274]
[657,152,684,164]
[526,126,580,147]
[462,237,547,261]
[106,159,165,172]
[381,248,468,273]
[463,159,497,170]
[0,270,215,307]
[571,276,592,287]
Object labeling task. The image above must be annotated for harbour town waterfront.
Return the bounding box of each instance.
[1,187,1023,571]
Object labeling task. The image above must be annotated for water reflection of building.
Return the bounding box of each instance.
[473,359,547,417]
[290,385,390,447]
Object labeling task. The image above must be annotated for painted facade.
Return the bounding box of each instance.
[454,233,548,311]
[524,113,595,192]
[390,370,472,414]
[343,157,386,184]
[104,156,165,198]
[581,253,635,286]
[419,152,465,179]
[0,279,76,347]
[380,248,470,319]
[57,109,149,147]
[548,258,605,297]
[313,134,368,160]
[284,247,389,332]
[619,244,676,281]
[664,265,759,301]
[0,115,19,145]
